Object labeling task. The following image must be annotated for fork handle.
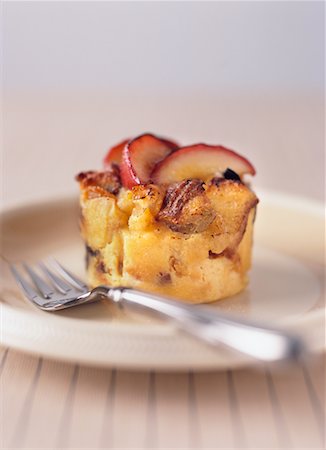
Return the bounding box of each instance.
[98,286,302,362]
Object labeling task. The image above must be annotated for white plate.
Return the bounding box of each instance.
[0,191,324,370]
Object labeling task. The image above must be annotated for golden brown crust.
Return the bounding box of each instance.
[76,164,121,195]
[205,179,259,256]
[210,176,243,187]
[161,179,204,213]
[76,168,258,303]
[157,179,216,233]
[132,184,162,200]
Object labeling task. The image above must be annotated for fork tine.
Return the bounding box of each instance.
[23,263,54,298]
[38,262,72,294]
[10,264,41,301]
[49,258,88,291]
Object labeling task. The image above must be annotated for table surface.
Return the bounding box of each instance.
[0,345,324,449]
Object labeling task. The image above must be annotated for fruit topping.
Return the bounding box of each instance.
[223,168,241,181]
[151,144,255,185]
[120,133,179,189]
[103,138,130,168]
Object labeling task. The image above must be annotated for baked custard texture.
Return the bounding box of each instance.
[77,163,258,303]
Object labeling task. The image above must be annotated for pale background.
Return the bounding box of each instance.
[2,1,324,206]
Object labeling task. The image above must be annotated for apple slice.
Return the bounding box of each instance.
[151,144,256,185]
[120,133,179,189]
[103,138,131,168]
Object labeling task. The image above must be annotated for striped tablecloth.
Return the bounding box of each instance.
[0,346,324,449]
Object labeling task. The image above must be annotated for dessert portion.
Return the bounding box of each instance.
[76,133,258,303]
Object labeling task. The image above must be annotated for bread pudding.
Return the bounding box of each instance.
[76,133,258,303]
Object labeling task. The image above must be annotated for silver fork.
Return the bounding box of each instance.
[10,259,304,362]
